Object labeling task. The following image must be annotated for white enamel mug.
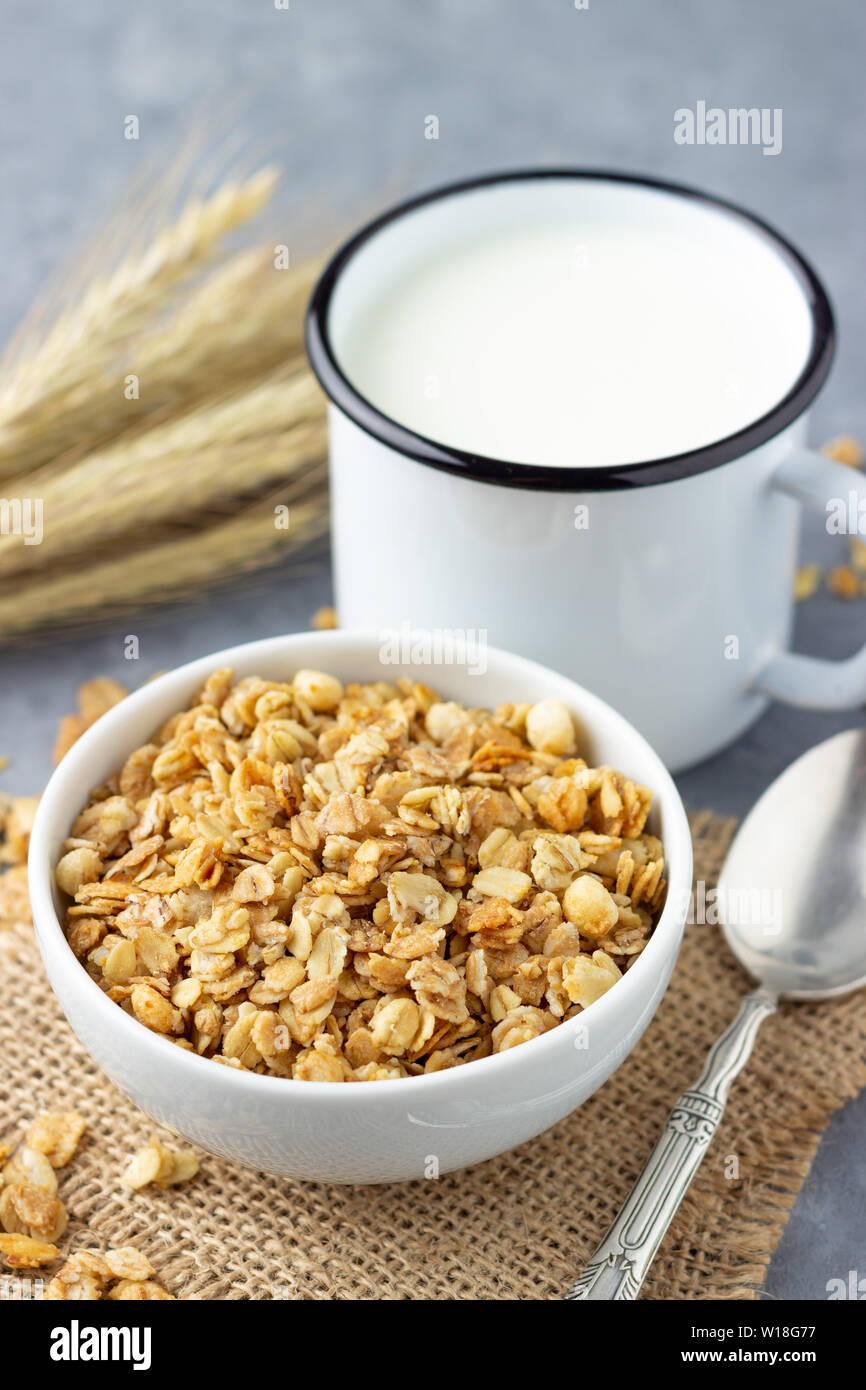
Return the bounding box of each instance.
[307,171,866,772]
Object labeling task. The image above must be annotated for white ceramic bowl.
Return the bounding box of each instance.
[28,631,692,1184]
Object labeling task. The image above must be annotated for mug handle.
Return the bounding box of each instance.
[754,450,866,706]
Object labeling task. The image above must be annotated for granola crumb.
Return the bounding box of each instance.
[0,1233,60,1269]
[107,1278,174,1300]
[311,605,339,630]
[43,1252,108,1301]
[0,795,40,866]
[77,678,128,723]
[104,1246,155,1281]
[793,563,822,602]
[2,1145,59,1193]
[849,537,866,573]
[25,1112,86,1169]
[122,1136,199,1190]
[0,1181,68,1243]
[0,1114,88,1266]
[53,714,89,765]
[53,677,127,764]
[43,1245,174,1301]
[0,864,31,927]
[827,564,860,600]
[822,434,864,469]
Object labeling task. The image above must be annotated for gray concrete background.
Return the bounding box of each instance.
[1,0,864,1300]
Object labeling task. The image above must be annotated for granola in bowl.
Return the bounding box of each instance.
[55,668,666,1082]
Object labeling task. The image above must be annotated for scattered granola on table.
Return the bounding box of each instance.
[0,793,34,926]
[44,1245,174,1300]
[821,433,864,469]
[796,435,866,606]
[0,677,128,924]
[0,794,39,866]
[0,1110,175,1298]
[0,863,31,927]
[24,1111,87,1168]
[54,676,128,764]
[0,1111,86,1253]
[826,564,861,600]
[0,1233,60,1268]
[0,1180,68,1243]
[55,668,667,1081]
[311,605,339,630]
[793,563,822,602]
[122,1135,199,1190]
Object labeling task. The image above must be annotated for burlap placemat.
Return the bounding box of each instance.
[2,809,865,1301]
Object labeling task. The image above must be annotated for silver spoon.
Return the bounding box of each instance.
[567,727,866,1301]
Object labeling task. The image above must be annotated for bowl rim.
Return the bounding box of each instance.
[28,629,693,1105]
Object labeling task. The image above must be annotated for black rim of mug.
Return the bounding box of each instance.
[305,168,836,493]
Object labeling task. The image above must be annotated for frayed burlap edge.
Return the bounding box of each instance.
[1,809,864,1300]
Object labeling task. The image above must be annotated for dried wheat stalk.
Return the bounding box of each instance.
[0,371,325,577]
[0,489,328,638]
[0,157,332,639]
[0,170,278,446]
[0,248,322,480]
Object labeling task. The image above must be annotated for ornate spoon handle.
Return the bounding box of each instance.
[566,985,778,1300]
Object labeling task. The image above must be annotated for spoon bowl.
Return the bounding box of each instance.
[718,728,866,999]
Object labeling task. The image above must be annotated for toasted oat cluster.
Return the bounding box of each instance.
[0,1108,179,1297]
[0,1112,86,1255]
[121,1135,199,1191]
[44,1246,174,1301]
[56,668,666,1081]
